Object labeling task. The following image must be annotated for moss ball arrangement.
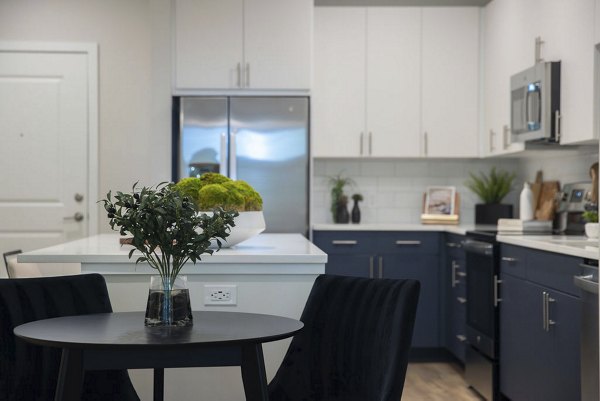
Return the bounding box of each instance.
[175,173,263,212]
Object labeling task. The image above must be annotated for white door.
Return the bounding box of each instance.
[244,0,312,90]
[366,7,421,157]
[422,7,480,158]
[174,0,244,90]
[0,44,97,273]
[312,7,366,158]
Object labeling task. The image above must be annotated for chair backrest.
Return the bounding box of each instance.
[2,249,22,278]
[269,274,420,401]
[0,274,139,401]
[3,250,43,278]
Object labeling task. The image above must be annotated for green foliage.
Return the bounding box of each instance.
[224,180,263,211]
[465,167,516,204]
[199,172,231,187]
[174,177,203,210]
[198,184,246,211]
[352,193,363,202]
[583,210,599,223]
[100,182,238,287]
[328,173,355,222]
[177,173,263,212]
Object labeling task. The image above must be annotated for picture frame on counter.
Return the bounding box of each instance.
[421,186,460,225]
[424,186,456,215]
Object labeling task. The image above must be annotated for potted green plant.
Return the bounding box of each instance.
[175,173,265,247]
[100,182,237,326]
[583,210,599,238]
[328,173,355,224]
[465,167,516,224]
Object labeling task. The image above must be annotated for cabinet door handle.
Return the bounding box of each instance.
[544,292,556,331]
[236,63,241,88]
[446,242,462,248]
[331,240,357,245]
[451,261,459,288]
[501,256,517,263]
[489,129,495,153]
[378,256,383,278]
[457,297,467,304]
[503,125,511,149]
[369,256,374,278]
[245,62,250,87]
[493,275,502,307]
[395,240,421,246]
[456,271,467,277]
[554,110,561,142]
[368,132,373,155]
[360,132,364,156]
[456,334,467,343]
[424,131,428,156]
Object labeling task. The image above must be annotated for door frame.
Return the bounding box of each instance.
[0,41,99,235]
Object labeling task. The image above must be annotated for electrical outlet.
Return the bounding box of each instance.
[204,284,237,306]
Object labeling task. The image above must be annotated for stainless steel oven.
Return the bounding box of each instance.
[464,232,500,401]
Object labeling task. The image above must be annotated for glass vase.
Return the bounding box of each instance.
[144,275,193,327]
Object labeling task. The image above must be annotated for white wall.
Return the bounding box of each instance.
[313,148,598,225]
[0,0,172,233]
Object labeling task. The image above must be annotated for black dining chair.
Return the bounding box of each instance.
[268,274,420,401]
[0,273,140,401]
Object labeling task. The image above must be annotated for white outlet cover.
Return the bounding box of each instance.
[204,284,237,306]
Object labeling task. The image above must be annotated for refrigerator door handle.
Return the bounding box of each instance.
[220,132,228,176]
[230,130,237,180]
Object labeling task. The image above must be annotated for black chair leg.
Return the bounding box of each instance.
[55,348,84,401]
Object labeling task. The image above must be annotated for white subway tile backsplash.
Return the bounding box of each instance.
[312,150,598,225]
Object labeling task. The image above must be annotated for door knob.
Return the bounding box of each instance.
[74,193,84,202]
[64,212,84,222]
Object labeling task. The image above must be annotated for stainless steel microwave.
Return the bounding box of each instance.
[510,61,561,142]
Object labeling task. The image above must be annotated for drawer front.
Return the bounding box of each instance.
[527,249,582,297]
[376,232,440,254]
[500,244,529,279]
[445,233,466,258]
[312,231,375,254]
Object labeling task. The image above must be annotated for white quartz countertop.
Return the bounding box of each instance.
[496,234,599,260]
[19,233,328,265]
[312,223,475,235]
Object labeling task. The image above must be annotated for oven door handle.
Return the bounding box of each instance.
[463,239,494,256]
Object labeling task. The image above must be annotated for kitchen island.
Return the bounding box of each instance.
[19,233,326,401]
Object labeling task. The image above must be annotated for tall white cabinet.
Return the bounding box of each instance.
[483,0,597,154]
[313,6,480,158]
[174,0,312,91]
[422,8,480,157]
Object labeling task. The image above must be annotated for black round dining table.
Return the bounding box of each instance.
[14,311,303,401]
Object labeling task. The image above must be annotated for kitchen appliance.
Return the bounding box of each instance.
[554,182,593,234]
[463,230,501,401]
[173,97,309,235]
[510,61,561,143]
[573,259,598,401]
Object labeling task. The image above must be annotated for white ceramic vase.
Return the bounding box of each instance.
[200,211,266,248]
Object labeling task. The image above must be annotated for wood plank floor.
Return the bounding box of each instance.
[401,363,483,401]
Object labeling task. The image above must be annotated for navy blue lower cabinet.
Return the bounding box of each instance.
[444,235,467,363]
[500,273,581,401]
[380,253,440,348]
[323,253,371,278]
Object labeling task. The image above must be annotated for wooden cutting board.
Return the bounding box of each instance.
[535,181,560,220]
[531,171,543,210]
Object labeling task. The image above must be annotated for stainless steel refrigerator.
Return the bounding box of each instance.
[173,97,309,235]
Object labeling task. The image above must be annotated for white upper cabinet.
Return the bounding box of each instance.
[422,7,479,158]
[596,0,600,44]
[483,0,597,153]
[482,0,526,156]
[312,7,366,158]
[366,8,421,157]
[540,0,596,144]
[174,0,311,92]
[313,6,480,159]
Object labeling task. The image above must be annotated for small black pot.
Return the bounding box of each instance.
[475,204,513,225]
